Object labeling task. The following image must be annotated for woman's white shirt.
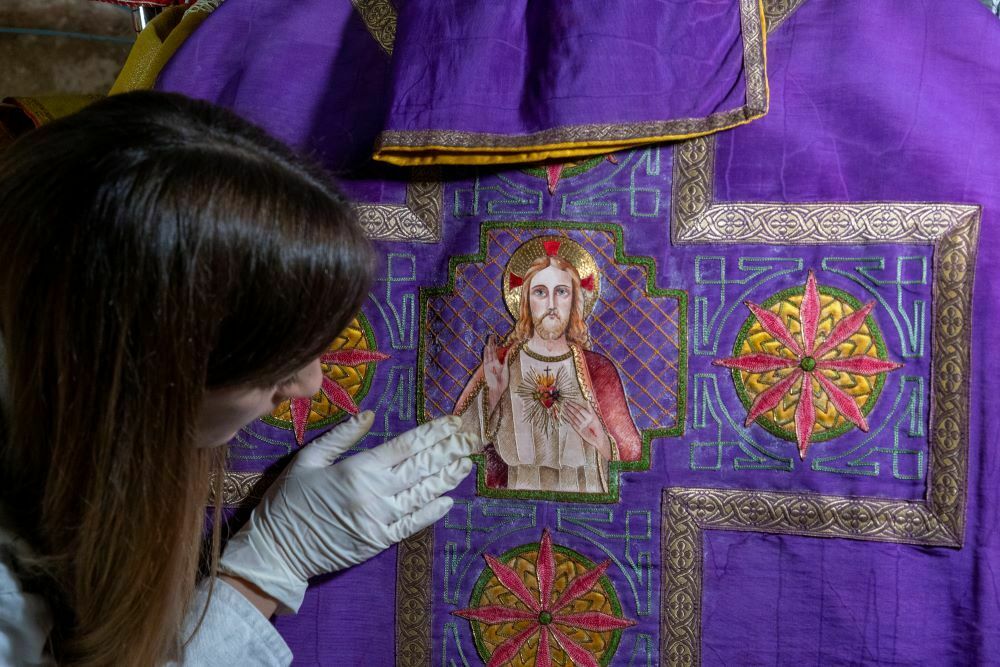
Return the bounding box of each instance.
[0,523,292,666]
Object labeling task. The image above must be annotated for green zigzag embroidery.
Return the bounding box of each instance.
[416,220,688,504]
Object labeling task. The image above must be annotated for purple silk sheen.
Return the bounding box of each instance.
[714,0,1000,205]
[434,470,664,665]
[155,0,393,172]
[702,532,958,665]
[700,0,1000,664]
[272,544,399,665]
[154,0,420,205]
[386,0,748,134]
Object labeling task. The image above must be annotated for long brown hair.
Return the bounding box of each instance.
[507,256,590,349]
[0,91,373,665]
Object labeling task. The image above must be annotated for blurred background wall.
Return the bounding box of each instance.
[0,1,134,97]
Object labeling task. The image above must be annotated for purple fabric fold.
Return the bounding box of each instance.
[373,0,768,163]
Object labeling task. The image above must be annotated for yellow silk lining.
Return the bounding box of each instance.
[371,114,766,167]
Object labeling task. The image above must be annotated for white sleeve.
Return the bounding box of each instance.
[0,546,290,666]
[172,577,292,667]
[0,561,54,667]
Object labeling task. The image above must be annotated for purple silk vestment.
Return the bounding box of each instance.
[158,0,1000,664]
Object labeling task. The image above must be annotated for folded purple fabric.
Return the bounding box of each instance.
[372,0,767,165]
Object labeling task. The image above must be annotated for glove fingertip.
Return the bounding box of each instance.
[386,496,452,544]
[428,495,454,520]
[351,410,376,432]
[460,432,483,452]
[433,414,462,434]
[449,457,474,482]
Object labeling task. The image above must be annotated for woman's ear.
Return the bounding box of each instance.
[278,358,324,402]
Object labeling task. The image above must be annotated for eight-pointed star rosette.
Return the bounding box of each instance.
[454,528,636,667]
[713,270,903,460]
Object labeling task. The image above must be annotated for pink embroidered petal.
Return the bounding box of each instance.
[485,624,539,667]
[815,356,903,375]
[537,529,555,609]
[713,353,798,374]
[746,302,803,357]
[813,302,876,358]
[800,270,821,354]
[550,626,601,667]
[545,164,564,195]
[320,349,390,366]
[553,611,638,632]
[814,371,869,431]
[794,373,816,460]
[483,554,541,611]
[321,376,360,415]
[536,627,552,667]
[551,559,611,612]
[290,397,312,445]
[744,370,802,427]
[452,605,536,624]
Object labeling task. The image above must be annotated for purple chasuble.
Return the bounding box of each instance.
[159,0,1000,664]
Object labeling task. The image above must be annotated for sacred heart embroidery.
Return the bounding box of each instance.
[714,270,903,460]
[516,366,582,434]
[534,367,560,409]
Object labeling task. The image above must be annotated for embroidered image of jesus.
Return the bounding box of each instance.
[454,237,641,495]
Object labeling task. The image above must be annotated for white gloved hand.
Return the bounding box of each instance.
[219,412,478,613]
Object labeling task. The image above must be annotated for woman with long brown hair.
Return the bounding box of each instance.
[0,91,477,665]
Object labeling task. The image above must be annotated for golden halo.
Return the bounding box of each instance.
[502,236,601,320]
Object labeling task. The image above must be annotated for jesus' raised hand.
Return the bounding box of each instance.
[482,335,509,411]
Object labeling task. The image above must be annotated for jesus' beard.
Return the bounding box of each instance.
[533,311,569,341]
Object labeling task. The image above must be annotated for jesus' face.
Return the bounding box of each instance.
[528,264,574,340]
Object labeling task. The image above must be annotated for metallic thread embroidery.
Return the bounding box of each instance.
[355,168,443,242]
[520,347,575,363]
[350,0,397,55]
[715,270,902,459]
[454,529,636,667]
[763,0,809,33]
[670,135,980,245]
[515,364,582,435]
[397,527,433,667]
[418,222,687,503]
[209,471,269,507]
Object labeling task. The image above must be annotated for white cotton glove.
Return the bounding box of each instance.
[219,412,478,613]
